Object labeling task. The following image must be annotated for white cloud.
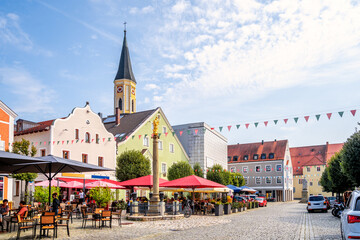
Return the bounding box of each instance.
[144,83,160,91]
[91,34,98,39]
[130,5,154,15]
[0,67,56,114]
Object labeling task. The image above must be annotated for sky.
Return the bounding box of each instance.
[1,0,360,147]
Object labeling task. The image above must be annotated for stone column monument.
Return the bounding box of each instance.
[149,116,160,215]
[299,178,308,203]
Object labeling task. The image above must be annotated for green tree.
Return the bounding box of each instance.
[342,130,360,186]
[34,186,60,205]
[115,150,151,181]
[206,164,225,185]
[11,138,38,203]
[231,172,245,187]
[89,187,113,207]
[327,151,353,195]
[167,161,194,181]
[193,162,204,178]
[319,167,333,193]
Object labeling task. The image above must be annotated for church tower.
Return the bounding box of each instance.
[114,28,136,114]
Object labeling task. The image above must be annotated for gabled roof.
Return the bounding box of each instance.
[104,108,157,142]
[0,100,17,118]
[15,119,56,136]
[228,140,288,163]
[114,30,136,83]
[326,143,344,161]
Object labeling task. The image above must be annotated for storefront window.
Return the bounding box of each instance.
[0,177,4,200]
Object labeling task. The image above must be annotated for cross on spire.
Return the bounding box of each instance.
[124,21,127,32]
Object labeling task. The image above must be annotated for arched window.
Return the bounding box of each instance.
[118,98,123,111]
[131,99,134,112]
[85,132,90,143]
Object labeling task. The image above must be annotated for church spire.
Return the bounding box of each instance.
[114,26,136,83]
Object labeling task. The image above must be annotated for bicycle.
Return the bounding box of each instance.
[183,200,192,218]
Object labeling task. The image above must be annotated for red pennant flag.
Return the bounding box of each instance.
[81,139,84,143]
[35,142,38,145]
[211,128,214,130]
[91,139,94,142]
[44,141,46,145]
[304,116,310,122]
[71,140,74,144]
[165,132,168,137]
[139,135,142,139]
[62,141,64,145]
[125,136,129,140]
[351,110,356,116]
[114,137,116,141]
[53,141,55,145]
[103,138,105,142]
[179,131,183,136]
[195,129,198,135]
[327,113,332,119]
[284,119,288,124]
[227,126,231,131]
[264,121,268,127]
[245,123,249,129]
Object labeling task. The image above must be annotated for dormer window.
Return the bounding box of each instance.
[243,155,249,160]
[269,153,275,159]
[228,156,232,162]
[233,156,238,162]
[253,154,259,160]
[260,153,266,159]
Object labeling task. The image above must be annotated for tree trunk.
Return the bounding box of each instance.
[24,181,29,204]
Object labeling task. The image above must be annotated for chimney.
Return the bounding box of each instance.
[262,140,264,145]
[98,112,103,120]
[116,108,121,125]
[274,139,277,142]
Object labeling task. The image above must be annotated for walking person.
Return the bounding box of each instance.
[79,189,85,204]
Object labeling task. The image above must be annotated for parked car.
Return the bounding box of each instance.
[327,196,336,207]
[234,196,248,203]
[307,195,328,213]
[341,190,360,240]
[255,197,267,207]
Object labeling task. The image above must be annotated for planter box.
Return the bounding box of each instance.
[215,205,224,216]
[232,208,238,213]
[224,204,231,215]
[243,207,247,211]
[238,207,242,212]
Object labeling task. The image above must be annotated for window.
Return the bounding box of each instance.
[228,156,232,162]
[119,98,123,111]
[299,179,303,184]
[158,140,163,150]
[261,153,266,159]
[293,187,296,193]
[15,181,20,196]
[96,134,99,144]
[243,155,249,160]
[75,129,79,140]
[82,154,88,163]
[169,143,174,153]
[63,151,70,159]
[276,164,282,172]
[40,149,46,156]
[309,182,313,186]
[143,136,149,147]
[255,166,261,172]
[85,132,90,143]
[244,178,248,185]
[276,176,282,184]
[233,156,238,162]
[230,167,235,173]
[355,197,360,211]
[162,126,167,134]
[243,167,248,173]
[255,177,261,184]
[317,166,321,172]
[253,154,259,160]
[307,167,311,172]
[161,163,167,174]
[265,165,271,172]
[269,153,275,159]
[98,157,103,167]
[266,177,271,184]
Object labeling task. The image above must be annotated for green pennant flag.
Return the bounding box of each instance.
[187,130,191,135]
[158,133,162,137]
[172,132,175,136]
[76,139,79,143]
[144,134,148,137]
[316,114,321,121]
[31,142,34,145]
[274,120,278,125]
[254,122,259,128]
[294,117,299,123]
[219,126,223,132]
[132,136,135,139]
[48,141,51,145]
[338,111,344,117]
[119,137,123,140]
[39,142,42,145]
[108,137,111,141]
[203,127,206,133]
[57,141,60,145]
[236,124,240,129]
[67,140,69,144]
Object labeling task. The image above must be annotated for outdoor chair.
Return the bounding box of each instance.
[39,215,56,239]
[81,207,93,228]
[44,211,55,216]
[16,214,35,240]
[60,203,66,210]
[111,209,122,226]
[100,210,112,229]
[71,204,80,218]
[92,208,104,228]
[56,213,71,237]
[7,210,28,233]
[63,205,73,223]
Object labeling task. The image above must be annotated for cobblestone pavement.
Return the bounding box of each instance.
[0,201,341,240]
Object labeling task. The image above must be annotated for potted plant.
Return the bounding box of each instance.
[224,202,231,215]
[214,201,223,216]
[232,202,238,213]
[255,201,259,208]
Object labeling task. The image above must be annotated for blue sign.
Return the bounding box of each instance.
[91,175,109,179]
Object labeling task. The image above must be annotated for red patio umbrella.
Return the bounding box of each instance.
[35,179,67,187]
[85,180,125,189]
[119,175,168,189]
[62,181,84,189]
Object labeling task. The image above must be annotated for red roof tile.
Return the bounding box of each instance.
[228,140,288,163]
[15,118,65,136]
[326,143,344,161]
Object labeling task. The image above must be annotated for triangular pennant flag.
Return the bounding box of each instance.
[264,121,268,127]
[172,132,175,136]
[219,127,223,132]
[53,141,55,145]
[165,132,169,137]
[338,111,344,117]
[284,119,288,124]
[145,134,148,137]
[236,124,240,129]
[108,137,111,141]
[132,136,135,139]
[43,141,46,145]
[35,142,38,145]
[158,133,162,137]
[119,136,123,141]
[91,139,94,142]
[67,140,69,144]
[327,113,332,120]
[245,123,249,129]
[304,116,310,122]
[48,141,50,145]
[187,130,191,135]
[274,120,278,125]
[57,141,60,145]
[81,139,84,143]
[180,131,183,136]
[76,139,79,143]
[211,128,214,130]
[71,140,74,144]
[139,135,142,139]
[39,142,42,145]
[103,138,105,142]
[316,114,321,121]
[126,136,129,140]
[294,117,299,123]
[227,126,231,131]
[61,141,64,145]
[254,122,258,128]
[31,142,34,145]
[195,129,198,135]
[351,110,356,116]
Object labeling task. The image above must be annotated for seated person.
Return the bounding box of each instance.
[16,201,28,218]
[0,199,9,224]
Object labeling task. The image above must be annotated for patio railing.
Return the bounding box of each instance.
[129,202,183,216]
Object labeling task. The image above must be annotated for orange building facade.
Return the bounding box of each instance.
[0,100,17,201]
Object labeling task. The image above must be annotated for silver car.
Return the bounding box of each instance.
[341,190,360,240]
[307,195,327,213]
[327,196,337,207]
